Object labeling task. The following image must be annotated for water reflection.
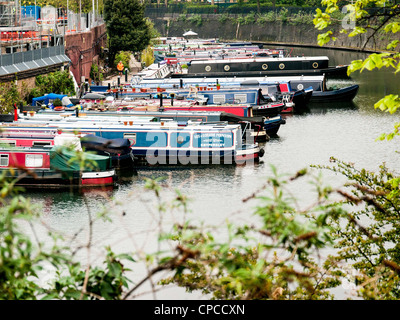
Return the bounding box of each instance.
[15,45,400,300]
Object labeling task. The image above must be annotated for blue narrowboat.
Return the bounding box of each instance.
[1,119,263,165]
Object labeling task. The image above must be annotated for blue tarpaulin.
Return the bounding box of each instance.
[32,93,67,106]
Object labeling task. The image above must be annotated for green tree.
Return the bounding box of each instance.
[313,0,400,140]
[0,82,22,114]
[104,0,152,66]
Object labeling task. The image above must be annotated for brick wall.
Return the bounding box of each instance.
[65,24,107,85]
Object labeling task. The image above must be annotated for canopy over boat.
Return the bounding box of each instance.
[32,93,67,106]
[81,93,107,100]
[50,145,111,172]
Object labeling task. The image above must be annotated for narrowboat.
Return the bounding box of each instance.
[0,120,263,165]
[25,109,271,142]
[130,75,357,104]
[0,144,116,188]
[88,84,300,114]
[0,128,135,169]
[172,56,348,78]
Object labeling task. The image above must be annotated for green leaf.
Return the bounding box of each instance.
[347,59,363,75]
[313,8,332,30]
[384,22,400,33]
[387,40,399,50]
[317,31,336,46]
[348,27,366,37]
[374,94,400,114]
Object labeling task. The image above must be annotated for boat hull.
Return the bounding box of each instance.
[309,85,359,103]
[1,168,116,189]
[133,147,262,166]
[264,115,286,137]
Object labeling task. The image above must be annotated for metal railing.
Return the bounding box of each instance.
[0,45,67,67]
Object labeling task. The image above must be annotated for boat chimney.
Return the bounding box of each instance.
[13,103,18,121]
[159,93,164,112]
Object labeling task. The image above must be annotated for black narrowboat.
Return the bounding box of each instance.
[178,56,348,78]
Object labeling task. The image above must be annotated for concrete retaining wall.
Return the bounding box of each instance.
[151,15,398,53]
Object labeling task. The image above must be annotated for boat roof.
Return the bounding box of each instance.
[188,56,330,65]
[139,75,325,84]
[2,119,241,131]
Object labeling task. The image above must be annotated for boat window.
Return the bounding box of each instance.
[32,141,52,147]
[25,154,43,167]
[0,154,9,166]
[234,94,247,103]
[0,140,16,146]
[124,133,137,146]
[213,95,226,104]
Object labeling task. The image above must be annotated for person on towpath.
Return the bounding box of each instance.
[117,61,124,76]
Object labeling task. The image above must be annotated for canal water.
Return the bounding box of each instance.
[21,46,400,300]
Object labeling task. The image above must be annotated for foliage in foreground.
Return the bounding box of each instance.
[313,0,400,140]
[1,156,399,299]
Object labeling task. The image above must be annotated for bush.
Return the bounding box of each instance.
[114,51,131,73]
[53,98,62,107]
[90,63,104,83]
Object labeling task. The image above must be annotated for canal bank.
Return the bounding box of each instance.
[149,14,396,54]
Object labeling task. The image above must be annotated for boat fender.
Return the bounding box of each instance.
[259,147,265,158]
[54,106,65,111]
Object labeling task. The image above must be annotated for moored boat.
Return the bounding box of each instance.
[0,129,135,169]
[309,84,359,103]
[20,108,272,143]
[0,144,116,188]
[88,84,300,115]
[0,119,263,166]
[172,56,348,78]
[129,75,356,105]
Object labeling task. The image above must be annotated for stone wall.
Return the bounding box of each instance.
[151,15,398,53]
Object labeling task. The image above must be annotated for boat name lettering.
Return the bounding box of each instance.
[193,133,232,139]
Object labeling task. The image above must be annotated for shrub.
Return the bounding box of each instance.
[114,51,131,73]
[53,98,62,107]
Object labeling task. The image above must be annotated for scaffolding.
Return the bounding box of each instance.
[0,2,103,54]
[0,0,18,27]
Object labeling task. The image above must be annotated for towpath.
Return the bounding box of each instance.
[101,55,142,87]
